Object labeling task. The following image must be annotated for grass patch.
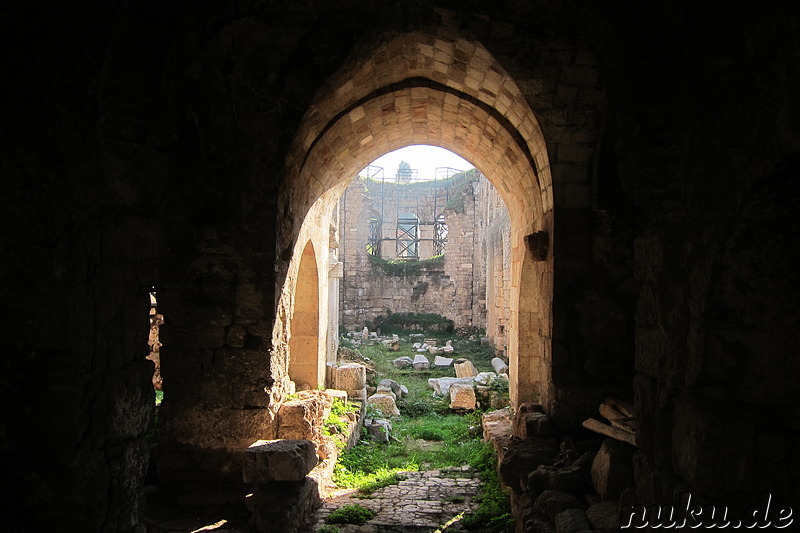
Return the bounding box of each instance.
[325,504,377,525]
[460,441,514,533]
[332,335,508,514]
[366,311,454,334]
[368,255,446,277]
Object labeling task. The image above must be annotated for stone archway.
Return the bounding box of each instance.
[288,240,323,389]
[273,29,556,409]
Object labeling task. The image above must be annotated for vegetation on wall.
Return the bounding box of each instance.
[444,168,480,213]
[367,253,444,276]
[365,311,454,334]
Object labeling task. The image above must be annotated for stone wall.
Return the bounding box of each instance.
[339,171,510,347]
[3,1,799,531]
[476,177,513,355]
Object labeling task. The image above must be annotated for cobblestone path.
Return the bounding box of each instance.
[312,466,482,532]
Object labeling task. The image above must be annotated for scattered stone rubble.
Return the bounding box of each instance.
[427,369,510,411]
[413,353,430,370]
[480,402,632,533]
[248,388,364,533]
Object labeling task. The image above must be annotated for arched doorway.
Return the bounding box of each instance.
[273,29,556,410]
[289,240,323,389]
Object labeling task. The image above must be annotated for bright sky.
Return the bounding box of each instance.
[358,145,474,182]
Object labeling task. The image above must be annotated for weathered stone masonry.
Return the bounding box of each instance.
[339,170,511,343]
[2,2,799,531]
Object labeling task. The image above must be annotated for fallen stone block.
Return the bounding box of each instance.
[450,382,477,410]
[433,355,453,367]
[367,418,392,443]
[331,363,367,392]
[277,396,328,441]
[482,408,513,454]
[378,378,403,398]
[428,376,475,396]
[392,356,414,369]
[474,371,497,386]
[347,386,367,400]
[492,357,509,374]
[367,393,400,417]
[324,389,348,404]
[454,359,478,378]
[374,385,396,400]
[413,354,430,370]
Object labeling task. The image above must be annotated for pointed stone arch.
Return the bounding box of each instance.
[274,29,555,408]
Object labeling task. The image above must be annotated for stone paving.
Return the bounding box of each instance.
[312,466,482,532]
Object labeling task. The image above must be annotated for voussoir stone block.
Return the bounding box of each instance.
[244,439,317,483]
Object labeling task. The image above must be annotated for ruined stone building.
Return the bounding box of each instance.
[2,1,799,531]
[338,168,512,354]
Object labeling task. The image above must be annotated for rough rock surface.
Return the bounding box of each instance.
[555,508,591,533]
[500,436,560,493]
[449,382,477,410]
[412,354,430,370]
[591,439,634,500]
[454,359,478,378]
[367,393,401,417]
[392,356,414,369]
[244,439,318,483]
[586,501,620,532]
[534,490,583,520]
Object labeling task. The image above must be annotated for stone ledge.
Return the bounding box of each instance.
[244,439,317,483]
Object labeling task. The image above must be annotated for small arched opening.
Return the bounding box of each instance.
[288,240,323,390]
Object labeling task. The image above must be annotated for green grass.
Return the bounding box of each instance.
[331,335,509,516]
[325,504,376,525]
[460,441,514,532]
